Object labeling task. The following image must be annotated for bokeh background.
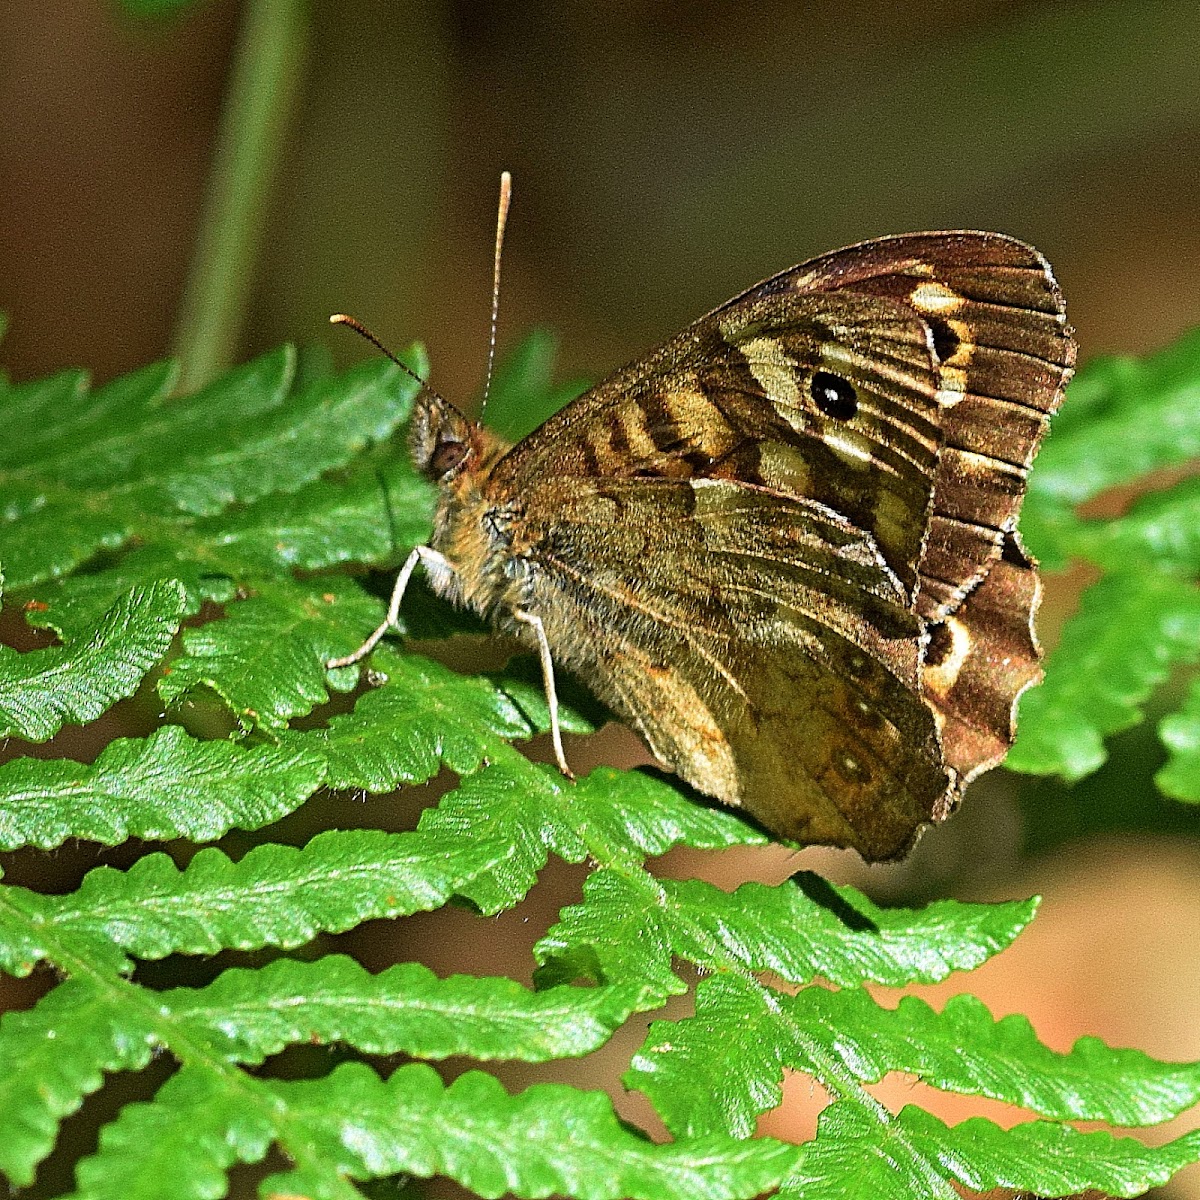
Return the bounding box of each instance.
[3,1,1200,1196]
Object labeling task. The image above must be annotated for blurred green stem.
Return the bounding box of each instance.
[171,0,309,392]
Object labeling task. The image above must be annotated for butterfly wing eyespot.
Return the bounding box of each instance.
[809,371,858,420]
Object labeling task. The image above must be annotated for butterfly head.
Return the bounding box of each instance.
[410,393,480,481]
[410,391,514,489]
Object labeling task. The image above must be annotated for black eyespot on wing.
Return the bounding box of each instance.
[810,371,858,420]
[924,621,952,666]
[928,316,960,364]
[430,439,468,475]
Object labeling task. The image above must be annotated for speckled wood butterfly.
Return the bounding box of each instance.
[330,177,1075,861]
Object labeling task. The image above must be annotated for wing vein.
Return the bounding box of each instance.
[538,551,750,703]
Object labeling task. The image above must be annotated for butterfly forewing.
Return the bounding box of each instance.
[785,231,1075,619]
[785,233,1076,788]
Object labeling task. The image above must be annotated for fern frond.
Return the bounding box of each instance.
[166,955,639,1063]
[2,333,1199,1198]
[1008,572,1200,778]
[0,581,185,741]
[70,1064,801,1200]
[783,1101,1200,1200]
[0,724,325,849]
[1024,329,1200,524]
[419,758,767,914]
[0,976,158,1184]
[1012,331,1200,790]
[0,830,510,970]
[283,647,551,787]
[535,869,1035,1000]
[1159,674,1200,801]
[629,975,1200,1138]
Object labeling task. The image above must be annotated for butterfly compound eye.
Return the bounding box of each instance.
[430,438,469,476]
[810,371,858,420]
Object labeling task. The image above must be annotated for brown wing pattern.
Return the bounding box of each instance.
[481,232,1073,855]
[783,231,1075,619]
[519,477,948,859]
[490,287,944,600]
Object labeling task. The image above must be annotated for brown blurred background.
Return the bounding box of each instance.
[3,1,1200,1196]
[4,0,1200,393]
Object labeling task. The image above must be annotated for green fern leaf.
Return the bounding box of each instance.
[0,724,325,849]
[1009,572,1200,778]
[21,546,235,645]
[158,577,382,729]
[0,830,511,971]
[261,1062,802,1200]
[1159,674,1200,801]
[0,365,94,464]
[1011,330,1200,792]
[1078,475,1200,574]
[1,360,175,470]
[0,977,158,1186]
[1026,330,1200,515]
[784,1100,1200,1199]
[71,1063,800,1200]
[202,448,434,573]
[0,345,423,594]
[0,350,295,588]
[421,760,767,915]
[629,975,1200,1139]
[0,957,636,1186]
[152,358,424,517]
[73,1068,274,1200]
[0,581,186,741]
[4,333,1200,1200]
[167,955,638,1063]
[283,647,542,787]
[535,869,1035,1001]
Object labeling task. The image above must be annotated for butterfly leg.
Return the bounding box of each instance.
[514,609,575,780]
[326,545,450,669]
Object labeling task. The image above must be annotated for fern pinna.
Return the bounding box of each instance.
[2,328,1200,1199]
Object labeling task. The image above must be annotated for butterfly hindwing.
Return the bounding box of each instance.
[519,476,948,858]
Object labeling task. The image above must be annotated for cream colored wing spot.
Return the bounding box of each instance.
[739,338,880,473]
[935,364,970,408]
[910,281,965,314]
[951,448,1027,479]
[821,428,876,472]
[907,281,974,407]
[739,335,806,419]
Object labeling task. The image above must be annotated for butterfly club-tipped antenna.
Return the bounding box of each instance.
[327,311,454,408]
[480,169,513,422]
[330,170,512,424]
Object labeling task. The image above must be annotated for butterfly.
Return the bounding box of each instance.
[330,182,1075,861]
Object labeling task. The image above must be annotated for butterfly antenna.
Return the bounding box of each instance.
[329,313,452,408]
[479,170,512,421]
